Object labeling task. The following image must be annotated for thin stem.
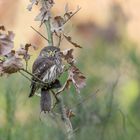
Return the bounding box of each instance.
[63,7,81,26]
[30,26,49,42]
[54,31,62,47]
[58,95,74,139]
[20,68,47,85]
[44,18,53,45]
[25,60,28,71]
[19,71,32,82]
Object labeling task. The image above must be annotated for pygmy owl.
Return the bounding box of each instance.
[29,46,63,98]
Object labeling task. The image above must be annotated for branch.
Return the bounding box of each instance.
[57,95,74,139]
[63,7,81,26]
[44,18,54,46]
[19,71,32,82]
[56,79,72,96]
[54,31,62,47]
[31,26,49,42]
[100,76,119,140]
[20,68,48,86]
[19,70,46,86]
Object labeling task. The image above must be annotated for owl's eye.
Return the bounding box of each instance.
[53,49,59,54]
[41,51,49,57]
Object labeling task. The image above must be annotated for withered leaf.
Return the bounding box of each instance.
[17,44,32,61]
[69,65,86,92]
[17,45,26,56]
[54,16,65,27]
[64,35,82,48]
[61,49,74,64]
[64,12,73,21]
[0,25,5,31]
[2,55,23,74]
[0,31,15,56]
[43,0,54,9]
[51,16,65,32]
[40,88,51,113]
[27,0,39,11]
[56,65,86,94]
[66,108,75,118]
[25,43,32,51]
[64,3,73,21]
[34,0,54,25]
[65,3,69,14]
[35,7,50,26]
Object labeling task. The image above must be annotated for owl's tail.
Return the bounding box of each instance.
[40,87,51,113]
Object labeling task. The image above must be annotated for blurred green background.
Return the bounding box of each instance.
[1,0,140,140]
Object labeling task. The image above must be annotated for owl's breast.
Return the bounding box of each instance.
[42,63,63,83]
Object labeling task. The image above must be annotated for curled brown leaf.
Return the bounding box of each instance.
[0,31,15,56]
[68,65,86,93]
[2,55,23,74]
[27,0,39,11]
[35,7,50,26]
[61,49,75,64]
[0,25,5,31]
[64,35,82,48]
[17,43,33,61]
[51,16,65,32]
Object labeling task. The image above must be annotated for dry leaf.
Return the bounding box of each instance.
[51,16,65,32]
[27,0,39,11]
[17,44,32,61]
[64,3,73,21]
[69,65,86,92]
[64,35,82,48]
[0,31,15,56]
[34,0,54,25]
[17,45,26,56]
[61,49,74,64]
[35,7,50,24]
[0,25,5,31]
[2,55,23,74]
[66,108,75,118]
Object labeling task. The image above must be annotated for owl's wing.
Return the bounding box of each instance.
[32,57,55,79]
[29,57,55,97]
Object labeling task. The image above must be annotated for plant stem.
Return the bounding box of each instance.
[58,95,74,140]
[41,1,74,139]
[44,18,53,45]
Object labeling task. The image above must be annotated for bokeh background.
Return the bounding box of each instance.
[1,0,140,140]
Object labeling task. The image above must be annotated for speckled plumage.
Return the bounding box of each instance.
[29,46,63,97]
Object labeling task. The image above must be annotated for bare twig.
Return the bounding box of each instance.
[19,71,45,86]
[19,71,32,82]
[72,89,100,110]
[100,76,120,140]
[54,31,62,47]
[56,79,72,96]
[30,26,49,42]
[63,7,81,25]
[20,68,49,86]
[58,95,74,139]
[25,60,28,71]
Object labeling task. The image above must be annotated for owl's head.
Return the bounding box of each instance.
[39,46,60,58]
